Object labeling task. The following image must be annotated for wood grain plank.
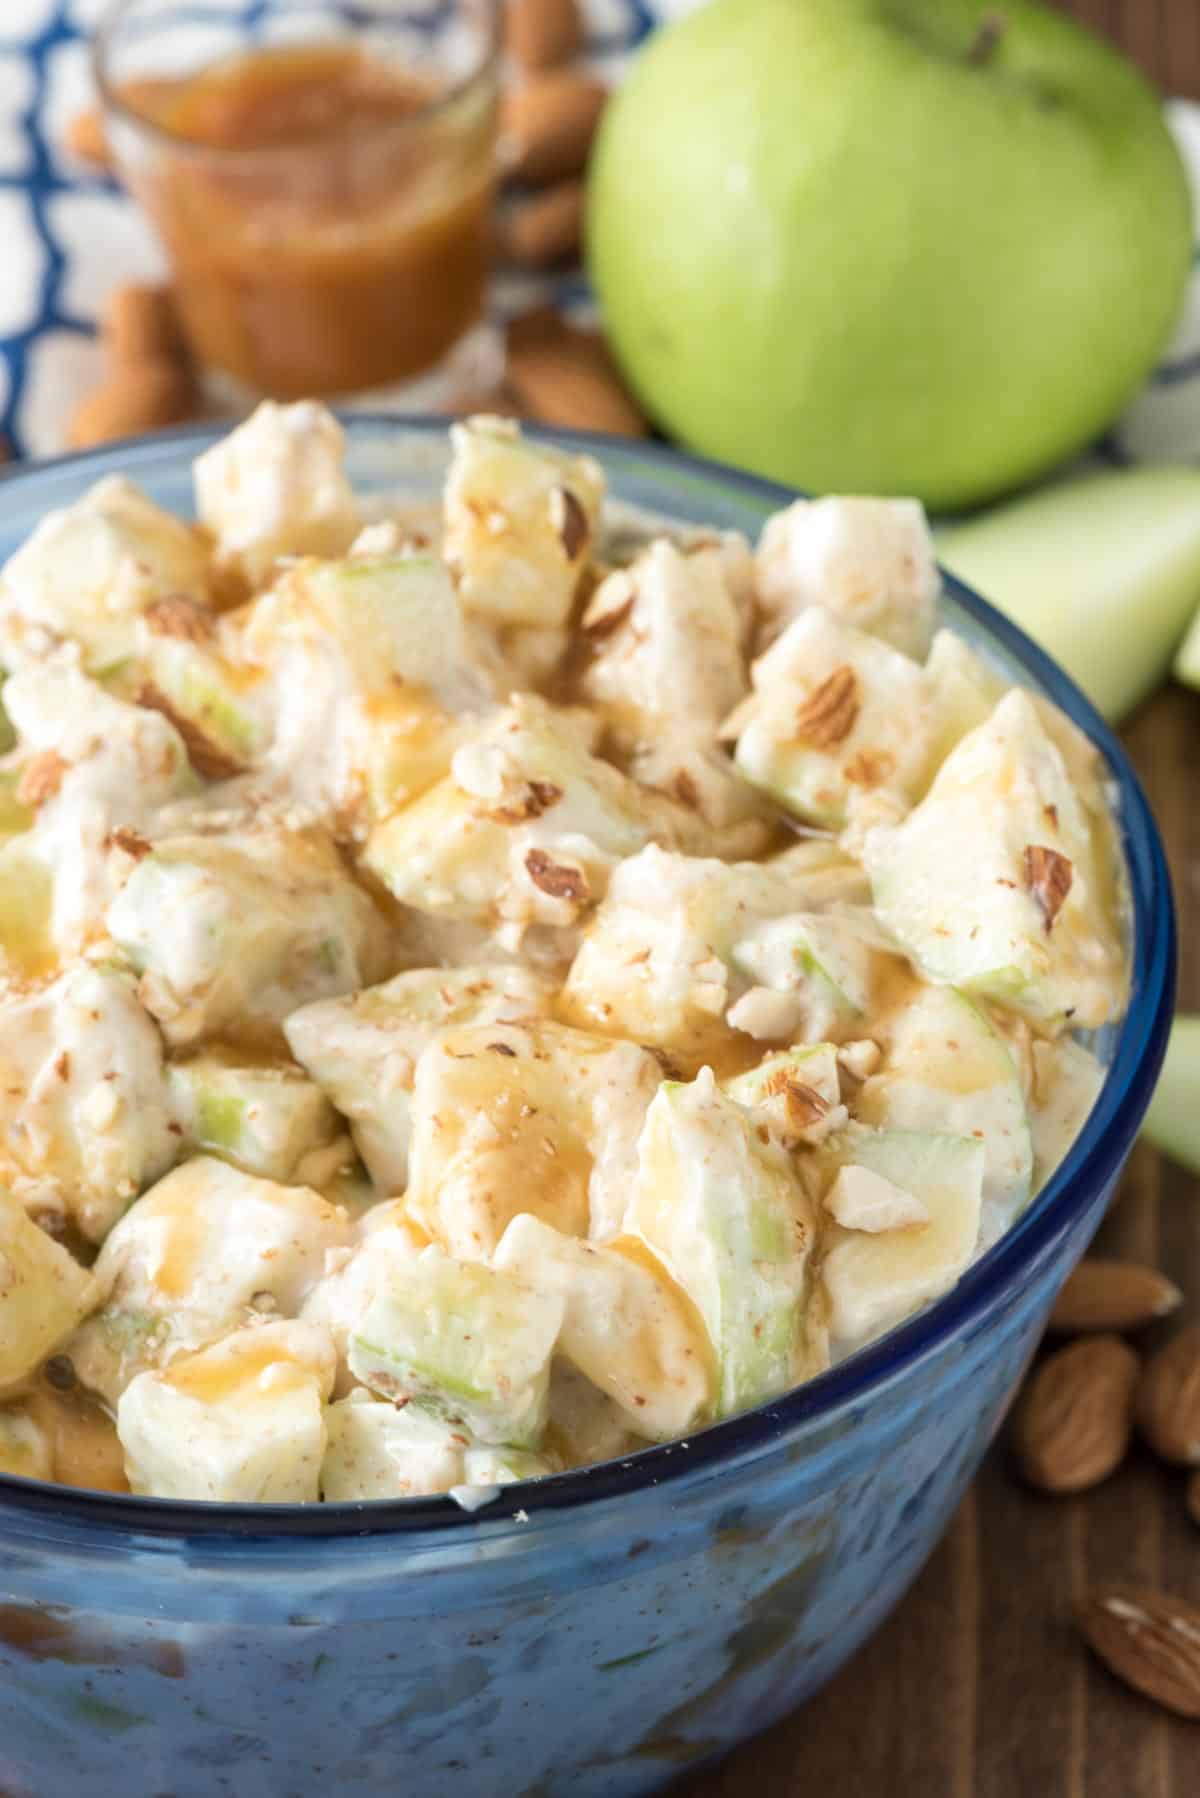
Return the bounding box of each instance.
[1051,0,1200,94]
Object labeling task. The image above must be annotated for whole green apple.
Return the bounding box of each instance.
[587,0,1192,510]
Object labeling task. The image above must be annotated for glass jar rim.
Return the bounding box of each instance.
[91,0,502,162]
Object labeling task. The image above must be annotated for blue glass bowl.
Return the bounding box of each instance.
[0,419,1175,1798]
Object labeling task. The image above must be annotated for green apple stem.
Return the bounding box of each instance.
[966,12,1007,67]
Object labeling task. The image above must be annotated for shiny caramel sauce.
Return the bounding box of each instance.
[123,43,494,398]
[26,1377,129,1495]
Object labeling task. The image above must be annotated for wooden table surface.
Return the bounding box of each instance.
[676,579,1200,1796]
[685,12,1200,1790]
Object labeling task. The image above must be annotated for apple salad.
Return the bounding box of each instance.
[0,404,1127,1505]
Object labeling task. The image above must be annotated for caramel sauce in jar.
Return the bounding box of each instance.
[118,43,496,398]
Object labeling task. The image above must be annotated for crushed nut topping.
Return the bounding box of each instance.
[524,848,590,902]
[16,749,68,807]
[487,779,564,824]
[843,747,895,788]
[671,768,701,809]
[107,826,152,861]
[143,594,216,643]
[781,1080,830,1129]
[551,485,589,561]
[1024,844,1074,932]
[793,665,859,748]
[137,683,247,781]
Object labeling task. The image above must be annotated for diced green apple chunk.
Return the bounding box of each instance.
[1029,1036,1105,1189]
[444,416,604,628]
[0,1186,95,1385]
[731,607,934,829]
[817,1128,985,1346]
[117,1319,336,1502]
[363,694,661,928]
[69,1156,351,1404]
[166,1057,340,1183]
[461,1445,555,1488]
[493,1214,712,1439]
[561,845,801,1058]
[284,965,554,1194]
[321,1389,469,1500]
[729,911,876,1042]
[0,474,211,671]
[627,1069,821,1418]
[0,961,175,1244]
[863,690,1127,1029]
[755,495,938,660]
[405,1020,660,1254]
[856,983,1032,1233]
[193,400,359,587]
[348,1247,563,1447]
[106,828,393,1046]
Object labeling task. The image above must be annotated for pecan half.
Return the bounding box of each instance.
[793,666,859,748]
[16,750,68,807]
[1024,844,1073,932]
[137,683,246,782]
[525,847,590,902]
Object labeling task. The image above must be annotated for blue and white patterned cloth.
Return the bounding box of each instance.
[1,0,1199,466]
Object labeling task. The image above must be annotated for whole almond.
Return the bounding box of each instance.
[502,179,585,268]
[1011,1334,1139,1494]
[102,283,187,366]
[507,311,648,437]
[1136,1325,1200,1465]
[1075,1585,1200,1720]
[67,361,197,451]
[500,72,607,185]
[505,0,583,72]
[65,106,111,170]
[1048,1258,1182,1335]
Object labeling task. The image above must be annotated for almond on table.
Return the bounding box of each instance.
[502,179,585,268]
[102,283,188,366]
[500,70,608,184]
[1135,1325,1200,1465]
[1075,1586,1200,1721]
[505,0,584,73]
[64,105,111,169]
[507,308,649,436]
[66,361,198,450]
[1048,1258,1182,1334]
[1011,1335,1139,1494]
[0,400,1131,1504]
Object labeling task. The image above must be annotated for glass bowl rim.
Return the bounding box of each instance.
[91,0,503,165]
[0,413,1176,1540]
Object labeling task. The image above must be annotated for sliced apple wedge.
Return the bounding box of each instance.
[1142,1015,1200,1174]
[937,468,1200,722]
